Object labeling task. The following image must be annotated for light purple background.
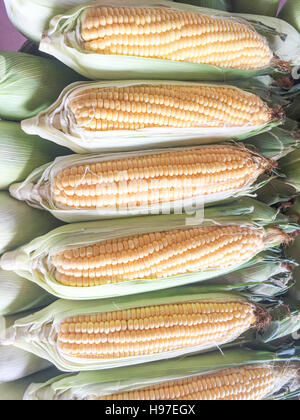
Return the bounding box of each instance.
[0,2,26,51]
[0,0,290,51]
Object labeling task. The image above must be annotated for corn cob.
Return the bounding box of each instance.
[53,146,272,210]
[81,7,273,71]
[68,84,272,131]
[3,294,259,369]
[57,300,256,360]
[96,365,290,400]
[52,225,269,287]
[21,80,281,153]
[0,202,290,300]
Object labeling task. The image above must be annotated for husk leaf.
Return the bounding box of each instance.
[0,192,60,255]
[0,51,81,121]
[0,121,68,190]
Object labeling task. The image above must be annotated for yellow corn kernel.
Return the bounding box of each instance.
[70,84,273,131]
[57,300,257,359]
[81,7,273,70]
[52,225,266,286]
[95,365,275,400]
[52,146,272,210]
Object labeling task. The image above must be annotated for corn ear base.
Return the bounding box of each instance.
[38,0,300,80]
[0,121,68,190]
[0,192,60,255]
[23,346,300,400]
[0,201,292,300]
[0,51,81,121]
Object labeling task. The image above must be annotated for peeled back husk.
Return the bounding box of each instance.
[23,346,300,400]
[0,121,68,190]
[0,51,81,121]
[39,0,300,81]
[0,200,292,300]
[0,192,60,255]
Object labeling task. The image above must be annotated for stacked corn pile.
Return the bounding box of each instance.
[0,0,300,401]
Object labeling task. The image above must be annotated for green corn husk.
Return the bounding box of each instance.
[286,198,300,301]
[243,124,300,161]
[256,179,297,205]
[0,51,81,121]
[1,288,299,372]
[276,84,300,122]
[288,235,300,301]
[0,121,68,190]
[278,150,300,192]
[280,0,300,33]
[21,80,284,153]
[0,199,294,300]
[0,269,54,316]
[0,367,60,400]
[22,346,300,400]
[0,192,60,255]
[208,252,293,298]
[231,0,281,17]
[174,0,229,10]
[38,0,300,81]
[8,145,281,222]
